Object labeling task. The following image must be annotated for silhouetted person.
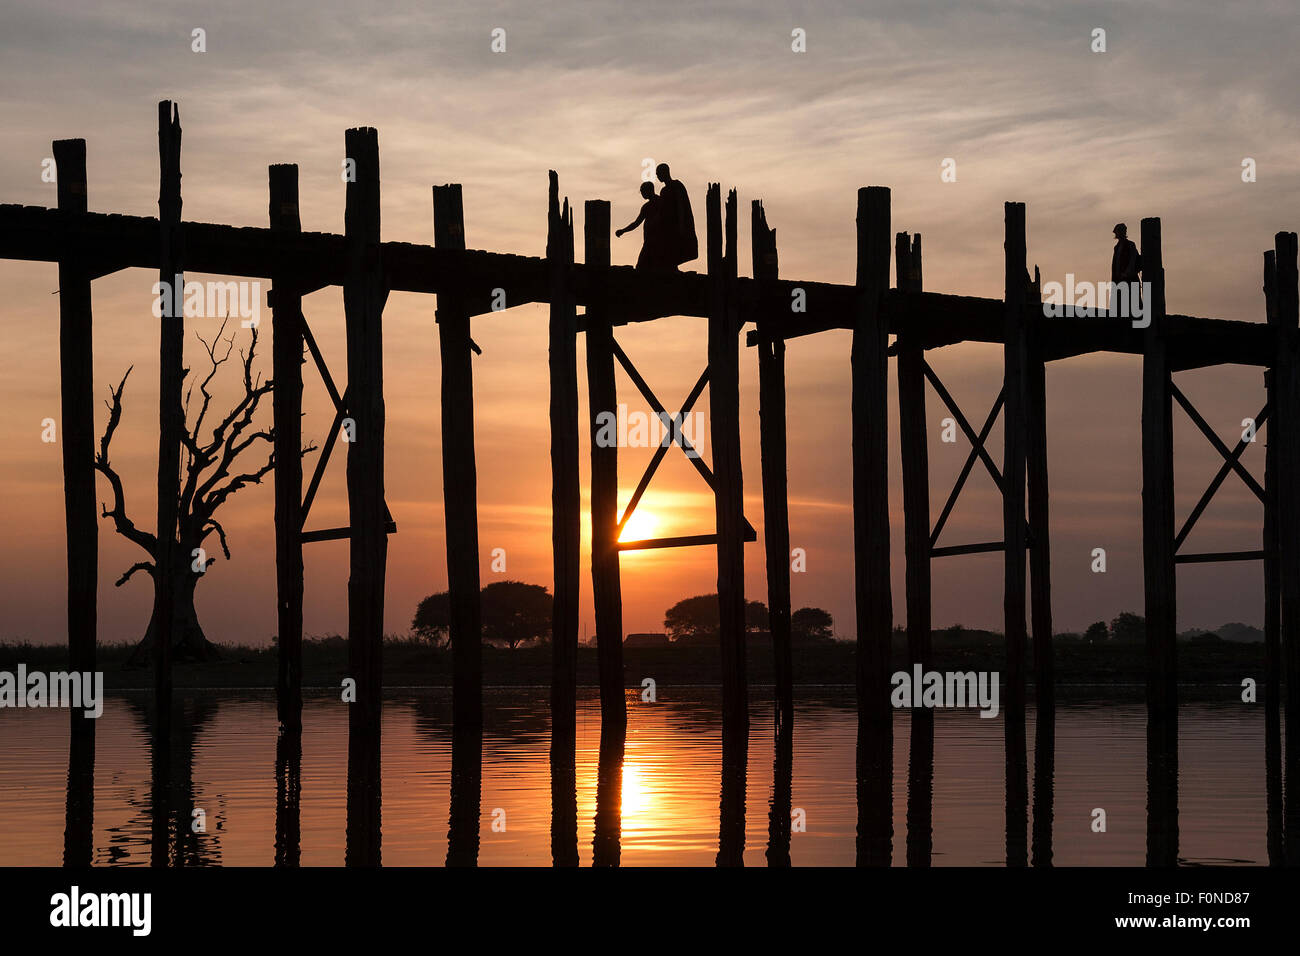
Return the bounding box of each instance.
[1111,222,1142,317]
[616,182,672,271]
[656,163,698,266]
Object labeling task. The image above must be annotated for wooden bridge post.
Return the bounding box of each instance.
[754,200,792,732]
[1026,254,1055,867]
[710,185,747,742]
[584,200,625,729]
[1262,248,1284,864]
[711,185,748,866]
[547,172,580,867]
[1273,230,1300,863]
[153,101,183,734]
[434,184,483,735]
[854,186,893,867]
[343,127,386,866]
[896,232,930,676]
[1003,201,1030,866]
[896,231,933,867]
[54,137,96,868]
[54,138,97,685]
[1140,216,1178,866]
[269,163,304,733]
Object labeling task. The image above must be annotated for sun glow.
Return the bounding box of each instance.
[618,509,659,543]
[620,762,652,817]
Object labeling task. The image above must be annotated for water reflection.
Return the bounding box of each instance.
[274,727,301,867]
[765,715,793,867]
[0,687,1272,867]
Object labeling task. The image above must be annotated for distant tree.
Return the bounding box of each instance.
[481,580,552,650]
[413,581,552,650]
[1110,611,1145,643]
[412,591,450,646]
[1083,620,1109,644]
[664,594,769,642]
[791,607,834,642]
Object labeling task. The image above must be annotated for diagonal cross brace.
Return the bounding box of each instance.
[922,360,1032,550]
[1172,388,1268,551]
[608,337,756,541]
[295,309,395,539]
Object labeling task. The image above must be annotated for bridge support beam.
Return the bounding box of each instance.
[270,163,304,734]
[1263,249,1285,863]
[1002,202,1030,867]
[1140,216,1178,867]
[1273,230,1300,864]
[710,184,747,866]
[854,185,893,867]
[585,200,625,731]
[896,230,933,868]
[754,201,791,733]
[343,127,386,867]
[54,137,96,868]
[1026,265,1055,867]
[547,172,580,867]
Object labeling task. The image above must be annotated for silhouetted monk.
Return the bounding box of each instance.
[1111,223,1140,285]
[656,163,698,267]
[616,182,672,271]
[1111,222,1142,317]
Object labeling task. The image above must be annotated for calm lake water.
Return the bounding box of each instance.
[0,687,1269,866]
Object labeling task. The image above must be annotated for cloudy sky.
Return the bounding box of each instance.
[2,0,1298,647]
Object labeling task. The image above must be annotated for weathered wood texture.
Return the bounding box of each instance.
[1140,216,1179,867]
[53,139,97,683]
[1273,230,1300,864]
[585,200,625,728]
[547,171,580,868]
[343,127,386,867]
[269,163,304,732]
[854,186,893,867]
[710,185,747,741]
[435,183,482,735]
[153,101,182,725]
[754,199,792,732]
[1002,202,1029,867]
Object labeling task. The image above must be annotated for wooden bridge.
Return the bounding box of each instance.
[6,100,1298,866]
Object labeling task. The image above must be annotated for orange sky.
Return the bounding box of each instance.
[2,0,1297,647]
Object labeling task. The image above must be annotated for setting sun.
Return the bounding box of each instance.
[618,509,659,543]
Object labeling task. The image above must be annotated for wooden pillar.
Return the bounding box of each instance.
[754,200,792,733]
[1026,251,1055,867]
[269,163,304,733]
[153,101,183,735]
[343,127,386,866]
[435,183,483,735]
[547,171,580,867]
[54,138,97,685]
[1262,249,1284,864]
[896,232,930,675]
[584,200,625,729]
[896,230,933,867]
[54,137,96,868]
[710,185,747,866]
[710,185,747,740]
[853,186,893,867]
[1273,230,1300,864]
[1140,215,1178,866]
[1003,202,1029,867]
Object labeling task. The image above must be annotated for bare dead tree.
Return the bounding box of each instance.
[95,319,317,661]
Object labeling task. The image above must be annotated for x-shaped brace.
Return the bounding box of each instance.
[609,337,756,541]
[1172,384,1267,551]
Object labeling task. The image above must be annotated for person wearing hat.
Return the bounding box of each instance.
[1111,223,1141,317]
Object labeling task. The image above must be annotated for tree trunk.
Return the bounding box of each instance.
[128,567,221,665]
